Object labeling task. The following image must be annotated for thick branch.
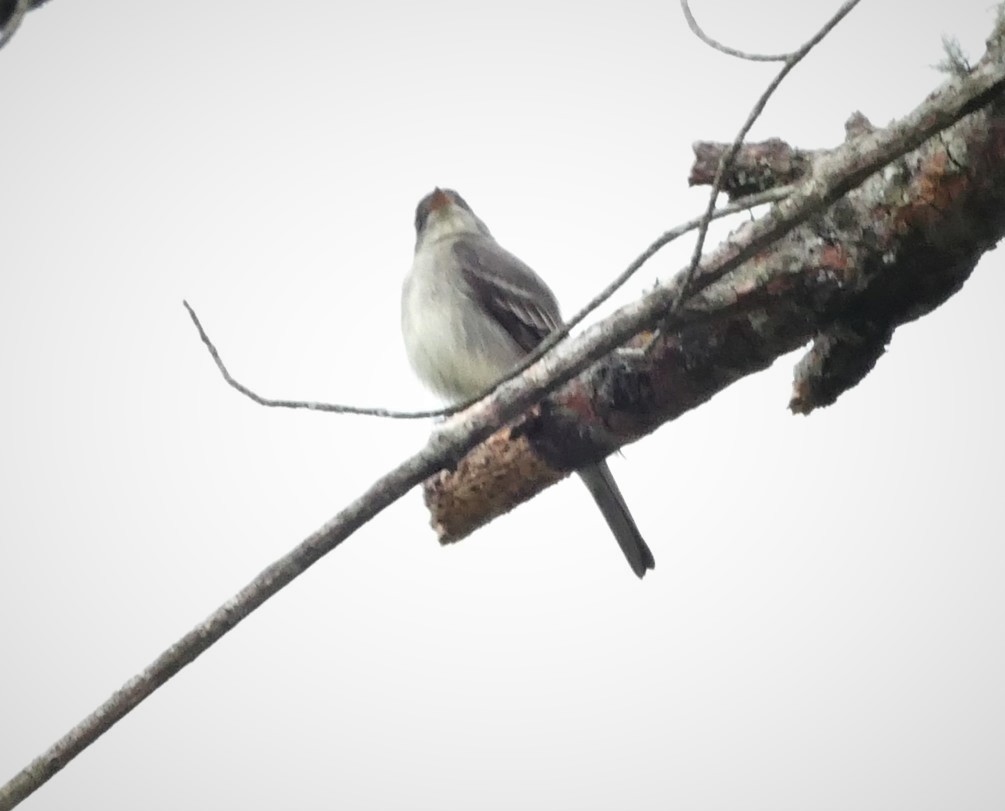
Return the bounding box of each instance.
[426,31,1005,542]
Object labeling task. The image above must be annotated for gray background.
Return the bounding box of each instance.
[1,1,1003,808]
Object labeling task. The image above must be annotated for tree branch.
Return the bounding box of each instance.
[3,9,1003,811]
[425,24,1005,541]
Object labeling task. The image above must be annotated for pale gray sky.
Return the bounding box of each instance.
[1,1,1003,809]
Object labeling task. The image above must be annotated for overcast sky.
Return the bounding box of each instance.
[2,1,1003,809]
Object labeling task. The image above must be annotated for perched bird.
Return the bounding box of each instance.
[401,187,655,578]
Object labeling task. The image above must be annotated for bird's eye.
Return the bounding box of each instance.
[414,200,431,234]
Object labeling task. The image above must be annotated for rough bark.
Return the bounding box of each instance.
[425,24,1005,543]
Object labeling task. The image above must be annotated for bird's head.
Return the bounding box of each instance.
[413,187,491,248]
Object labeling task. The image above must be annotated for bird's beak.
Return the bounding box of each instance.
[429,187,452,212]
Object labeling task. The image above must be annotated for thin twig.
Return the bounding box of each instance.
[670,0,862,315]
[186,186,790,420]
[183,302,447,419]
[680,0,791,62]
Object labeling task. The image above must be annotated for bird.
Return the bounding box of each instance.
[401,187,655,578]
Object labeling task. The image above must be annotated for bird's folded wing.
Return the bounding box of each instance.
[452,237,563,354]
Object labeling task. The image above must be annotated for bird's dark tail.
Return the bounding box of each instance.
[578,461,655,578]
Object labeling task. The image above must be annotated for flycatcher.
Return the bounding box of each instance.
[401,187,655,578]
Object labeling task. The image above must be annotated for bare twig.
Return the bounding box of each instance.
[183,302,446,419]
[679,0,791,62]
[670,0,862,316]
[186,187,790,420]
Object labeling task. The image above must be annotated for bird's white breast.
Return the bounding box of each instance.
[401,240,522,402]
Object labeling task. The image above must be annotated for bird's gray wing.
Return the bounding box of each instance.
[452,236,563,354]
